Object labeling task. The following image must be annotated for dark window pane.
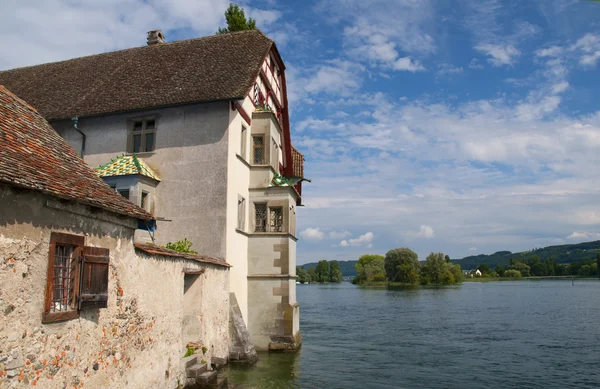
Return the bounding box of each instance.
[145,133,154,152]
[146,120,155,130]
[141,192,149,209]
[133,121,143,131]
[118,190,130,200]
[133,134,141,153]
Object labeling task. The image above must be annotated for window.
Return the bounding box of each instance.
[241,125,247,160]
[253,136,265,164]
[43,232,110,324]
[270,207,283,232]
[128,118,156,153]
[117,189,130,200]
[255,203,267,232]
[238,197,246,230]
[141,191,149,210]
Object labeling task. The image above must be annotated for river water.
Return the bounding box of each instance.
[224,280,600,388]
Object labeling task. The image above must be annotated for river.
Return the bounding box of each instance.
[224,280,600,388]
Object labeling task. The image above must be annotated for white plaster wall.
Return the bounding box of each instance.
[225,102,251,325]
[0,186,229,389]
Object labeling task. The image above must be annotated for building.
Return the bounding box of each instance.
[0,29,305,351]
[0,85,231,388]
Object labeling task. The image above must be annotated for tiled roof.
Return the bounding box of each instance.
[134,243,231,268]
[95,154,161,182]
[0,86,153,220]
[291,146,305,178]
[0,30,274,120]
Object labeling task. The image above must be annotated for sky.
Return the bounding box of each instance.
[1,0,600,265]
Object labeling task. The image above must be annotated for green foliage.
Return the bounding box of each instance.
[315,260,330,283]
[217,3,256,34]
[354,254,385,284]
[421,252,463,285]
[255,104,271,111]
[296,266,311,283]
[303,260,358,276]
[164,238,198,254]
[184,345,195,357]
[503,269,522,278]
[201,346,207,355]
[385,248,419,284]
[329,261,343,283]
[307,266,317,281]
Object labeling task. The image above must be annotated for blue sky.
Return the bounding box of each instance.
[1,0,600,264]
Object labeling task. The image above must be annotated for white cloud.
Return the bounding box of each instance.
[536,46,564,58]
[469,58,484,70]
[415,225,435,239]
[300,227,325,241]
[303,60,363,96]
[475,43,521,66]
[393,57,425,72]
[437,63,463,76]
[567,231,600,241]
[329,230,352,239]
[468,247,478,252]
[340,232,374,247]
[572,33,600,67]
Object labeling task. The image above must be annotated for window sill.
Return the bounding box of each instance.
[248,231,298,241]
[42,310,79,324]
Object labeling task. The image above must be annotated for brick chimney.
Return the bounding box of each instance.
[147,30,165,45]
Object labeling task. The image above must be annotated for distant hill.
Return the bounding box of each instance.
[301,260,358,277]
[300,240,600,275]
[451,240,600,270]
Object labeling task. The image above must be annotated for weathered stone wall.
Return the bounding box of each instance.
[0,185,229,388]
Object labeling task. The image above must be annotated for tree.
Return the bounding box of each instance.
[296,267,310,283]
[385,248,419,284]
[164,238,198,254]
[329,261,343,283]
[354,254,385,284]
[421,252,447,284]
[504,269,522,278]
[307,267,316,282]
[315,260,330,283]
[496,265,505,277]
[217,4,256,34]
[597,254,600,279]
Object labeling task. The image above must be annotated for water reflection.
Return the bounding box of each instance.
[224,351,300,388]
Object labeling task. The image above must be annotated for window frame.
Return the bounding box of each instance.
[42,232,111,324]
[127,117,157,154]
[43,232,85,324]
[252,135,265,165]
[241,125,247,160]
[238,196,246,231]
[254,203,268,232]
[269,206,284,232]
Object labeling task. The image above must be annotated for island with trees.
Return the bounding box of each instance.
[296,259,343,284]
[351,248,464,286]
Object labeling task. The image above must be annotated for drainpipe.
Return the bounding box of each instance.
[71,116,86,158]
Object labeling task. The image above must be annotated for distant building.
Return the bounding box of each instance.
[0,29,305,351]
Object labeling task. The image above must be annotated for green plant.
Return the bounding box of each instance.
[255,104,271,112]
[217,4,256,34]
[165,238,198,254]
[184,345,195,357]
[201,346,207,355]
[201,359,207,364]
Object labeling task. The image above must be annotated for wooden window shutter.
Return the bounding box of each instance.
[79,246,110,310]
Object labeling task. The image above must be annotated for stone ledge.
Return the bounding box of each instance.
[247,274,297,279]
[268,332,302,352]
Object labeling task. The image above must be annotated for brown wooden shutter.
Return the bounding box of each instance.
[79,246,110,310]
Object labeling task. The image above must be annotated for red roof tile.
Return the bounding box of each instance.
[0,86,153,220]
[134,243,230,268]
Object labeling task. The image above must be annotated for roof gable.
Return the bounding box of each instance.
[0,30,273,120]
[0,86,153,220]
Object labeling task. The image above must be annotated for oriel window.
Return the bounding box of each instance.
[269,207,283,232]
[255,203,267,232]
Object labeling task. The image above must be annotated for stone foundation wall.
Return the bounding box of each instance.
[0,186,229,388]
